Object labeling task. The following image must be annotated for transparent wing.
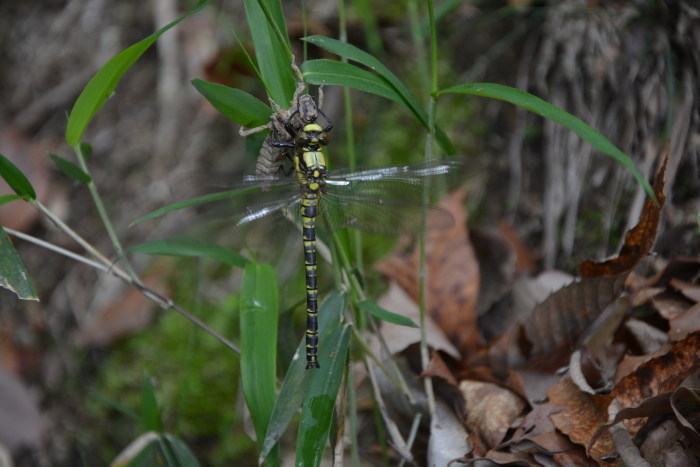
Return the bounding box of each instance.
[317,157,465,234]
[159,172,303,249]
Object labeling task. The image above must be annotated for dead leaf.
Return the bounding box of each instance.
[669,278,700,303]
[652,291,695,320]
[498,220,537,274]
[488,274,627,373]
[640,419,685,465]
[376,189,481,356]
[0,368,43,452]
[663,442,700,467]
[668,303,700,341]
[612,331,700,435]
[669,386,700,454]
[502,403,573,453]
[470,226,517,316]
[460,380,527,448]
[578,146,668,278]
[547,378,613,463]
[613,343,673,383]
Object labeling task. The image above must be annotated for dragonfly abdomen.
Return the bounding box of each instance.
[301,192,320,369]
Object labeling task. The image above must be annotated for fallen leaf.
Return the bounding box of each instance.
[663,442,699,467]
[612,331,700,435]
[502,403,572,453]
[669,386,700,454]
[0,368,43,452]
[578,146,668,278]
[613,343,673,383]
[669,278,700,303]
[497,220,537,274]
[668,303,700,341]
[640,419,685,465]
[652,291,695,320]
[376,189,481,356]
[470,226,516,316]
[460,380,527,448]
[488,274,627,373]
[547,378,613,463]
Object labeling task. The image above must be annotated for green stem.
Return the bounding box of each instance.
[73,144,140,284]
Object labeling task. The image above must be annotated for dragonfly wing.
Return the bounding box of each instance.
[319,158,465,234]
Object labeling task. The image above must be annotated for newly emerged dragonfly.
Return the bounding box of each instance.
[155,109,465,369]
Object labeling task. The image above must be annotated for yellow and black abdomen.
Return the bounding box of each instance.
[300,191,320,369]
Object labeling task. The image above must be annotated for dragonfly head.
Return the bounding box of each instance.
[296,123,330,150]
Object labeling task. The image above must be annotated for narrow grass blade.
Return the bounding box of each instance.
[435,83,655,201]
[240,263,279,461]
[118,433,201,467]
[0,226,38,301]
[140,374,161,433]
[128,237,249,268]
[66,0,211,146]
[303,36,426,125]
[49,154,91,184]
[296,323,351,467]
[243,0,295,107]
[300,60,456,155]
[0,195,22,206]
[0,153,36,200]
[357,300,418,328]
[259,291,348,464]
[191,79,272,128]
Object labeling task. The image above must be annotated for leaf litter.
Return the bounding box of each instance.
[371,144,700,464]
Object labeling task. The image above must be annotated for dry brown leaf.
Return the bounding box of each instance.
[497,220,537,274]
[640,419,685,465]
[613,343,673,383]
[547,378,613,463]
[376,189,481,356]
[578,146,668,278]
[669,387,700,454]
[670,278,700,303]
[668,303,700,342]
[502,403,573,453]
[488,274,627,373]
[423,350,459,386]
[460,380,527,448]
[652,291,695,320]
[612,331,700,435]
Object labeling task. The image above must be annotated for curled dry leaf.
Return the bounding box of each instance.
[547,378,613,463]
[487,274,627,373]
[376,189,481,356]
[612,331,700,436]
[578,146,668,279]
[460,380,527,448]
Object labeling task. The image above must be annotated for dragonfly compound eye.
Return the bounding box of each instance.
[317,132,330,145]
[296,131,311,145]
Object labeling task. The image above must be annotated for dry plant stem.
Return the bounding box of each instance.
[21,204,241,354]
[366,358,414,464]
[347,366,361,467]
[398,412,422,467]
[608,400,651,467]
[333,365,348,467]
[351,328,402,390]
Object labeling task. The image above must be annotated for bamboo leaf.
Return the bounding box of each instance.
[259,291,347,463]
[435,83,655,201]
[358,300,418,328]
[296,324,351,467]
[191,79,272,128]
[240,263,279,464]
[0,153,36,200]
[128,237,249,268]
[66,0,211,146]
[49,154,91,184]
[0,226,38,301]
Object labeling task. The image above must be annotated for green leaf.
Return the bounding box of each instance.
[0,153,36,200]
[0,195,23,207]
[296,323,351,467]
[243,0,295,107]
[300,60,456,155]
[435,83,655,201]
[303,36,426,124]
[128,237,249,268]
[357,300,418,328]
[140,374,161,433]
[191,79,272,128]
[0,226,38,301]
[302,60,406,107]
[66,0,211,146]
[259,291,347,463]
[130,187,263,226]
[49,154,91,184]
[120,433,201,467]
[240,263,279,463]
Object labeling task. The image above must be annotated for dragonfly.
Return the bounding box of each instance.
[163,108,464,369]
